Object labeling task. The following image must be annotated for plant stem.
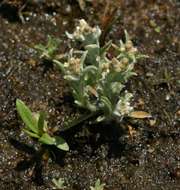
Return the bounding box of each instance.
[60,112,97,132]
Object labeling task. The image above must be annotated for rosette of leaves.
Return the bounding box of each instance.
[36,19,145,127]
[16,99,69,151]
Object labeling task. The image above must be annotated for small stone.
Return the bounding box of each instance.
[149,119,156,127]
[171,168,180,179]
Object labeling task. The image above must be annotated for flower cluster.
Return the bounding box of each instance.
[64,57,81,74]
[114,92,133,117]
[66,19,101,45]
[73,19,94,40]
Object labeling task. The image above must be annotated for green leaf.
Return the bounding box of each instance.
[23,129,40,138]
[38,112,46,136]
[85,44,100,66]
[96,115,106,122]
[100,40,112,56]
[53,59,65,73]
[80,50,88,70]
[39,133,55,145]
[47,36,60,55]
[82,65,98,78]
[35,36,60,59]
[64,75,79,81]
[106,71,124,83]
[54,136,69,151]
[16,99,38,134]
[34,44,46,52]
[125,30,130,41]
[100,96,113,115]
[52,178,66,189]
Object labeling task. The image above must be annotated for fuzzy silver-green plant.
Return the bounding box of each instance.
[36,19,145,127]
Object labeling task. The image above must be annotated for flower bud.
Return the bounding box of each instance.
[125,40,133,51]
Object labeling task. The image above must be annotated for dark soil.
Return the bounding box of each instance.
[0,0,180,189]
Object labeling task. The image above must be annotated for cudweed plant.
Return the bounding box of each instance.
[16,99,69,151]
[36,19,145,128]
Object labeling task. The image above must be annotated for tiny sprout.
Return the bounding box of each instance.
[52,178,67,189]
[35,36,60,60]
[90,179,105,190]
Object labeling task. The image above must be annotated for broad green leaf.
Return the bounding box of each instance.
[38,112,46,136]
[39,133,55,145]
[16,99,38,134]
[54,136,69,151]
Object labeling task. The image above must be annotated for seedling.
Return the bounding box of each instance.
[35,35,60,60]
[90,179,105,190]
[36,19,146,128]
[52,178,67,189]
[16,99,69,151]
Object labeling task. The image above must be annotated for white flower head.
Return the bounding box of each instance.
[64,57,81,74]
[67,19,101,43]
[114,92,133,117]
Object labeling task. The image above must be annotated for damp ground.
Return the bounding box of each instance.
[0,1,179,189]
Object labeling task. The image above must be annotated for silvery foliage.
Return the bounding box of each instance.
[37,19,144,123]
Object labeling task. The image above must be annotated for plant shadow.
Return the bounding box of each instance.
[58,118,128,159]
[0,4,20,23]
[9,138,66,185]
